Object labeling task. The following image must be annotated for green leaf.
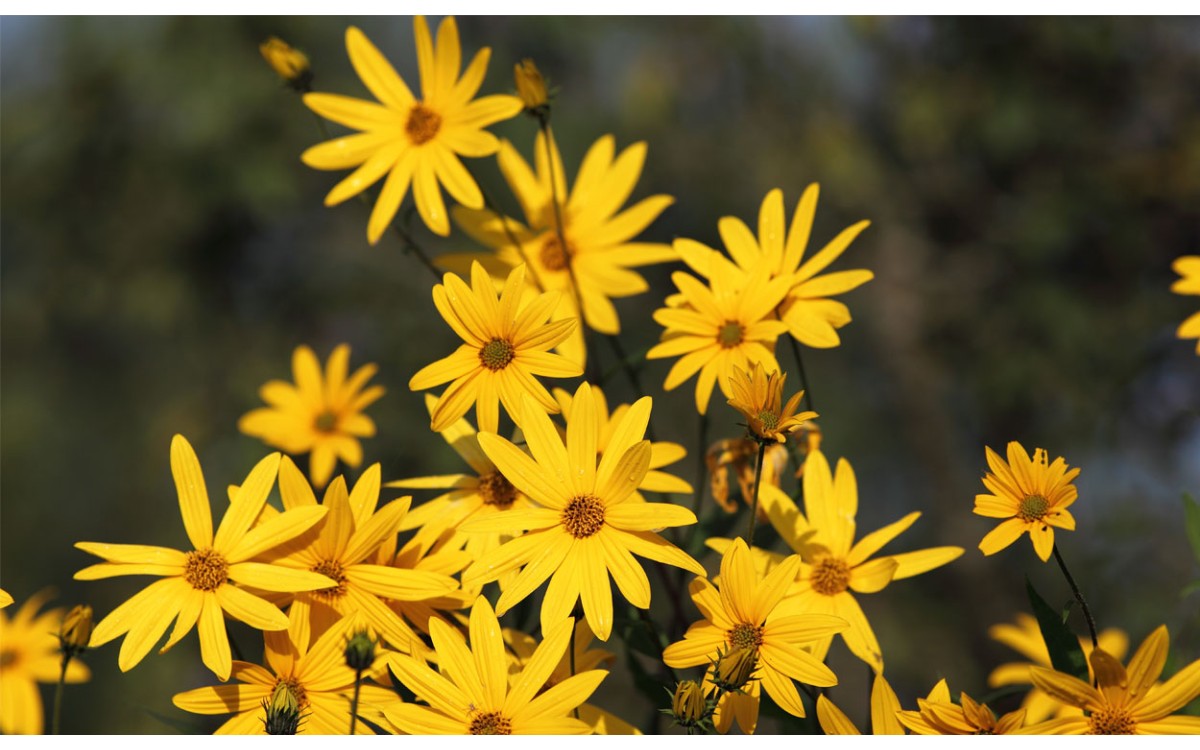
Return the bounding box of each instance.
[1026,576,1088,682]
[1181,580,1200,599]
[1183,493,1200,566]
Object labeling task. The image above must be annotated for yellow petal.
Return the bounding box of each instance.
[817,694,861,735]
[978,517,1029,556]
[345,26,414,110]
[214,585,287,631]
[171,434,213,550]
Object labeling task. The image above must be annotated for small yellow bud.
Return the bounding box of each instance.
[343,629,376,672]
[260,37,312,91]
[672,680,706,724]
[514,59,548,112]
[713,647,758,693]
[59,605,94,657]
[263,681,302,735]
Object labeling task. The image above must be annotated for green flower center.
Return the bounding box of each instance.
[726,622,764,651]
[311,559,348,601]
[810,555,851,596]
[313,410,338,432]
[1018,494,1049,521]
[469,710,512,735]
[562,495,605,539]
[1087,705,1135,735]
[756,410,779,432]
[405,103,441,145]
[718,321,744,349]
[479,338,515,371]
[184,548,229,592]
[478,470,517,508]
[272,676,309,711]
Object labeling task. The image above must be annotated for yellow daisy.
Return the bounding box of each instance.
[725,362,817,443]
[301,18,522,241]
[648,267,792,414]
[1171,256,1200,355]
[75,436,335,680]
[409,261,582,433]
[461,384,705,641]
[816,674,905,735]
[239,344,384,490]
[711,449,963,672]
[1026,625,1200,734]
[384,597,605,734]
[173,613,398,734]
[663,538,846,734]
[0,590,91,735]
[988,613,1129,723]
[974,441,1079,562]
[447,130,677,366]
[897,681,1027,735]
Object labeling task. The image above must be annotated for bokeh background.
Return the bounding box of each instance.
[3,16,1199,734]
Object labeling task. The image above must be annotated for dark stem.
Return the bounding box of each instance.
[51,652,70,735]
[1051,543,1099,652]
[746,441,768,545]
[783,325,815,413]
[568,622,581,720]
[478,183,547,293]
[689,411,710,524]
[349,667,364,735]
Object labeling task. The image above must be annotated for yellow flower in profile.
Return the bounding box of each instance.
[0,590,91,735]
[409,261,581,433]
[239,344,384,490]
[1172,256,1200,355]
[663,538,846,735]
[259,37,310,89]
[75,436,334,680]
[1026,625,1200,734]
[726,363,817,443]
[897,681,1027,734]
[816,674,905,735]
[712,449,963,672]
[302,19,522,241]
[462,384,705,641]
[706,438,789,516]
[988,613,1129,723]
[173,613,398,734]
[384,597,605,734]
[974,441,1079,562]
[513,59,548,111]
[449,130,676,367]
[648,267,792,414]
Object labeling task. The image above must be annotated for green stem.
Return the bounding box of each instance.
[1051,544,1099,652]
[51,652,70,735]
[349,668,364,735]
[746,441,767,546]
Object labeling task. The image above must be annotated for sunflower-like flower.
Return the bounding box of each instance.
[897,681,1026,735]
[1025,625,1200,734]
[75,437,335,680]
[302,19,522,240]
[239,344,384,490]
[726,363,817,443]
[988,613,1129,724]
[461,384,705,641]
[1172,256,1200,355]
[447,131,676,367]
[384,597,604,734]
[974,441,1079,562]
[816,674,905,735]
[410,261,581,433]
[0,590,91,735]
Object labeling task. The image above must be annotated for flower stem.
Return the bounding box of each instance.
[784,329,815,413]
[51,652,70,735]
[349,667,364,735]
[478,183,548,293]
[746,441,768,546]
[1051,543,1099,652]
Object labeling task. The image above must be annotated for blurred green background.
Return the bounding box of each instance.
[2,16,1199,734]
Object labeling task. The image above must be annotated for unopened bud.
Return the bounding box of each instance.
[672,680,706,725]
[260,37,312,92]
[514,59,548,112]
[344,630,376,672]
[262,682,302,735]
[713,647,758,693]
[59,605,94,657]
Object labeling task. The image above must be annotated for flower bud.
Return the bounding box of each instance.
[514,59,548,112]
[712,647,758,693]
[672,680,706,725]
[262,682,302,735]
[344,629,376,672]
[59,605,94,657]
[260,37,312,92]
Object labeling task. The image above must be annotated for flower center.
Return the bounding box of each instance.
[405,103,441,145]
[756,410,779,432]
[272,676,309,711]
[313,410,338,433]
[562,495,605,539]
[810,555,851,596]
[310,559,348,601]
[726,622,764,652]
[1018,494,1049,521]
[184,548,229,591]
[1087,705,1136,735]
[718,321,744,349]
[0,649,16,668]
[468,710,512,735]
[478,470,517,508]
[539,234,575,272]
[479,338,515,371]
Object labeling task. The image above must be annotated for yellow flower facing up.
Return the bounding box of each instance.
[726,362,817,443]
[1026,625,1200,734]
[712,449,963,672]
[897,681,1026,735]
[816,673,905,735]
[239,344,384,490]
[663,538,846,735]
[302,19,522,241]
[0,590,91,735]
[975,441,1079,562]
[988,613,1129,724]
[410,262,582,434]
[461,384,705,641]
[384,597,605,734]
[75,436,335,681]
[1172,256,1200,354]
[448,130,677,368]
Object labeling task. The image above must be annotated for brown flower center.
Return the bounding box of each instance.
[718,321,744,349]
[314,410,338,433]
[562,495,605,539]
[310,559,348,601]
[540,234,575,272]
[469,710,512,735]
[1087,705,1135,735]
[0,649,16,668]
[405,103,441,145]
[1018,494,1049,521]
[184,548,229,591]
[726,622,764,652]
[478,470,517,508]
[479,338,515,371]
[810,556,851,596]
[272,676,309,711]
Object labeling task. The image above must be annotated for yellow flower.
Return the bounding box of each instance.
[816,674,905,735]
[726,362,817,443]
[0,590,91,735]
[173,613,399,734]
[384,597,605,734]
[302,19,522,241]
[448,130,676,368]
[975,441,1079,562]
[239,344,384,490]
[409,261,581,434]
[58,604,94,656]
[663,538,845,734]
[705,438,789,515]
[1172,256,1200,355]
[1026,625,1200,734]
[988,613,1129,723]
[259,37,310,89]
[648,267,792,414]
[461,383,705,641]
[898,682,1026,734]
[711,449,963,672]
[513,59,547,111]
[75,436,334,680]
